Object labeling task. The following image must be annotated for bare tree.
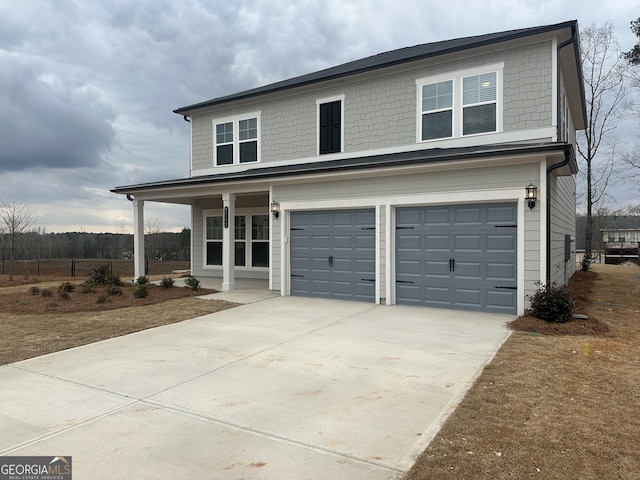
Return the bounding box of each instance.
[145,217,163,261]
[577,23,629,261]
[0,200,37,281]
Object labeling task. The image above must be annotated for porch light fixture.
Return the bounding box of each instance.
[270,200,280,219]
[525,183,538,209]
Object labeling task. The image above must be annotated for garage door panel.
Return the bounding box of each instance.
[425,286,450,303]
[425,235,449,250]
[454,261,482,279]
[487,205,517,223]
[487,263,516,280]
[454,207,482,224]
[290,209,375,301]
[454,235,482,251]
[453,288,482,307]
[486,234,516,251]
[396,203,517,314]
[425,260,450,276]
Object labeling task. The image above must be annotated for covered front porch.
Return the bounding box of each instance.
[119,183,276,293]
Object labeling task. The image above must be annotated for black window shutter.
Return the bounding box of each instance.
[319,100,341,154]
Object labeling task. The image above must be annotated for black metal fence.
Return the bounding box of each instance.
[0,259,190,278]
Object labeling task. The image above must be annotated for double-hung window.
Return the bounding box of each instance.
[205,216,223,265]
[214,113,260,166]
[418,64,501,142]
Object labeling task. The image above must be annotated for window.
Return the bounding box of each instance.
[318,97,343,154]
[234,215,246,267]
[462,72,497,135]
[214,113,260,165]
[421,80,453,140]
[204,212,269,269]
[251,214,269,267]
[417,65,501,142]
[205,216,223,265]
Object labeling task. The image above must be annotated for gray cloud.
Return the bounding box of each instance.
[0,0,637,231]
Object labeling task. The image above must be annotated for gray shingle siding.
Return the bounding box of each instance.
[190,41,553,172]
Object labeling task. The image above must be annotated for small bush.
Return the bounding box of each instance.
[133,284,149,298]
[106,274,122,286]
[41,289,53,297]
[107,285,122,296]
[59,281,75,293]
[184,276,201,291]
[30,286,40,295]
[528,282,575,323]
[96,295,108,304]
[81,280,96,293]
[89,263,111,285]
[58,290,70,300]
[136,275,150,285]
[160,277,174,289]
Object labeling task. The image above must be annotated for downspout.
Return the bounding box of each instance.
[546,147,572,285]
[547,25,578,284]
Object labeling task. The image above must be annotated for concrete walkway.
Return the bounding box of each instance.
[0,296,511,479]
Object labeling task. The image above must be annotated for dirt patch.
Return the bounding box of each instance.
[404,264,640,480]
[0,275,238,365]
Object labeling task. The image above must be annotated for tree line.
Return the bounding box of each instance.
[0,229,191,262]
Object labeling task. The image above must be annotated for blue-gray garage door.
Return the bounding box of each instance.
[290,209,375,301]
[396,203,517,314]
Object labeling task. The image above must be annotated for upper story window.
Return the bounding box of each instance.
[214,113,260,166]
[417,64,502,142]
[317,95,344,155]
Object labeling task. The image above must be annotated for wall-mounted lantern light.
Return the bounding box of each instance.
[270,200,280,219]
[525,183,538,210]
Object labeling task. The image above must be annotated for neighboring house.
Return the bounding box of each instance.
[112,20,586,316]
[601,229,640,265]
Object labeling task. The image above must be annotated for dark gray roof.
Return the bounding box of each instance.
[111,142,575,194]
[174,20,579,115]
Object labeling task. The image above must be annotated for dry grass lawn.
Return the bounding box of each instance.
[405,263,640,480]
[0,274,238,365]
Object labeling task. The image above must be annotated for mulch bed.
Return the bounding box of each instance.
[508,269,610,336]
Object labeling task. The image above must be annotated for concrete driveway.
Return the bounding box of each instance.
[0,296,511,479]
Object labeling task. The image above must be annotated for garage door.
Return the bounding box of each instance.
[290,209,375,301]
[396,203,517,314]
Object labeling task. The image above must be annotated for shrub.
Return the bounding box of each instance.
[107,274,123,286]
[41,289,53,298]
[160,277,174,289]
[81,280,96,293]
[136,275,150,285]
[107,285,122,296]
[133,284,149,298]
[96,295,108,304]
[184,276,201,291]
[30,286,40,295]
[58,290,70,300]
[89,263,111,285]
[59,281,75,293]
[528,282,575,323]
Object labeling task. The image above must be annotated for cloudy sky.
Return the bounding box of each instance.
[2,0,639,233]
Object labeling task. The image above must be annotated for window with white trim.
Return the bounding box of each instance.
[203,212,269,268]
[417,65,501,142]
[214,113,260,166]
[205,216,223,265]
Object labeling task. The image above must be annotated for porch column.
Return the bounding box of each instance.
[133,199,145,280]
[222,192,236,291]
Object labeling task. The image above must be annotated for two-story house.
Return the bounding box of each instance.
[112,20,586,316]
[601,228,640,265]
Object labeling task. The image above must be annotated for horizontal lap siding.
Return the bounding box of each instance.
[549,174,576,285]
